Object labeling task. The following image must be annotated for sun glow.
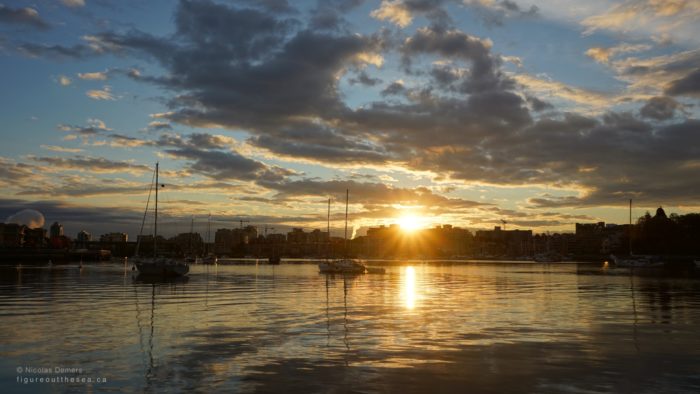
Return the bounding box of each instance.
[397,214,422,232]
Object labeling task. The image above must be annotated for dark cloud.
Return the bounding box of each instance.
[666,68,700,97]
[308,1,367,31]
[348,70,382,86]
[258,178,487,210]
[381,81,406,96]
[0,5,50,30]
[526,95,553,112]
[401,26,513,93]
[639,96,682,120]
[165,147,295,182]
[237,0,298,14]
[30,155,152,174]
[17,42,92,59]
[467,0,539,27]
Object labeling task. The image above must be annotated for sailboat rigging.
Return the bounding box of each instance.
[318,189,367,274]
[133,162,190,277]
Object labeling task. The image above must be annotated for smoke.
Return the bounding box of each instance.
[6,209,45,229]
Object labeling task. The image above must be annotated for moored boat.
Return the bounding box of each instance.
[133,162,189,277]
[319,258,367,274]
[609,254,665,268]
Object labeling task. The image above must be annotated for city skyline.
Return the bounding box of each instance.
[2,0,700,239]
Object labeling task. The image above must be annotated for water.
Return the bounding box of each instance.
[1,262,700,393]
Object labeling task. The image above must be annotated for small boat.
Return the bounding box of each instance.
[133,162,189,277]
[268,255,281,265]
[609,254,665,268]
[319,258,367,274]
[134,257,190,276]
[201,254,218,265]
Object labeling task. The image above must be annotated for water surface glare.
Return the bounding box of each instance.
[1,262,700,393]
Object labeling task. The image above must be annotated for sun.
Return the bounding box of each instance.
[397,214,422,232]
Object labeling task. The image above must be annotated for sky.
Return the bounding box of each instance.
[1,0,699,238]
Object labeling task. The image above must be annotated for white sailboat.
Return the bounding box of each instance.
[133,162,189,277]
[319,190,367,274]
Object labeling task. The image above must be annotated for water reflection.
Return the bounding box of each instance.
[403,266,417,310]
[1,263,700,393]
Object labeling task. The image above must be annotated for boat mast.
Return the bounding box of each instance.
[629,199,632,256]
[344,189,348,257]
[327,197,331,260]
[154,162,158,258]
[207,212,211,254]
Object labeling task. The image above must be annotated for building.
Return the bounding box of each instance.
[100,232,128,243]
[50,222,64,238]
[0,223,25,247]
[23,227,47,248]
[475,226,533,257]
[76,230,91,243]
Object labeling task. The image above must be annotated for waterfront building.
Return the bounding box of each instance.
[50,221,64,238]
[100,232,128,243]
[0,223,25,247]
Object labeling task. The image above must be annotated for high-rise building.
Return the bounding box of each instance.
[50,222,64,238]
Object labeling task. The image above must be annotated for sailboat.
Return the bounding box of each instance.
[133,162,190,277]
[609,199,664,268]
[201,213,217,264]
[319,190,367,274]
[184,216,199,264]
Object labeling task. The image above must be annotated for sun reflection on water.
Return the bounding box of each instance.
[403,266,417,310]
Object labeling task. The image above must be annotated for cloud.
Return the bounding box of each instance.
[348,70,383,86]
[371,1,415,27]
[259,178,488,211]
[638,96,682,120]
[381,80,406,96]
[86,86,116,100]
[58,75,72,86]
[513,73,615,110]
[77,71,108,80]
[29,155,151,175]
[466,0,539,27]
[0,5,50,30]
[40,145,83,153]
[581,0,700,45]
[666,68,700,97]
[610,49,700,97]
[39,0,699,211]
[58,118,111,137]
[585,43,651,64]
[0,157,37,186]
[61,0,86,7]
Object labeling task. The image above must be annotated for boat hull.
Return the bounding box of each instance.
[135,258,189,277]
[319,259,366,274]
[610,254,665,268]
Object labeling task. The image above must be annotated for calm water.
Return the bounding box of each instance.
[1,262,700,393]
